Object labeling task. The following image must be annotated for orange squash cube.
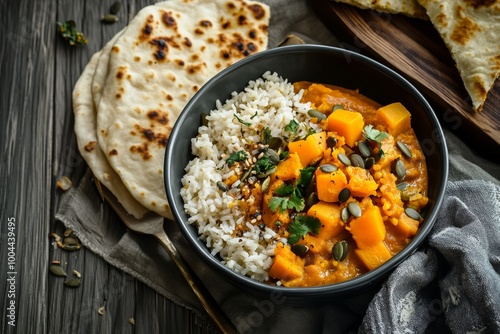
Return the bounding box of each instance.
[345,166,378,198]
[355,242,392,270]
[275,152,303,181]
[269,243,304,281]
[376,102,411,137]
[307,201,344,240]
[315,168,348,203]
[288,132,326,166]
[327,109,364,147]
[349,206,386,248]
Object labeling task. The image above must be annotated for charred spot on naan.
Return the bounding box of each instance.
[84,141,97,152]
[450,5,481,45]
[161,10,178,29]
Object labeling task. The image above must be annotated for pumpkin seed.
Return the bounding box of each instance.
[396,182,408,191]
[338,153,351,166]
[332,240,348,261]
[326,136,337,149]
[268,137,283,150]
[341,207,351,223]
[261,176,271,193]
[319,164,338,173]
[73,270,81,278]
[64,278,81,288]
[358,141,371,157]
[395,159,406,180]
[101,14,119,24]
[332,104,344,112]
[216,181,228,192]
[291,244,309,256]
[50,265,67,277]
[405,207,422,220]
[257,166,276,178]
[306,192,319,208]
[350,154,365,168]
[347,202,362,218]
[307,109,327,121]
[338,188,350,203]
[364,157,375,170]
[64,236,80,246]
[61,244,80,251]
[56,176,72,191]
[396,141,413,159]
[110,1,121,15]
[240,168,252,182]
[266,148,280,163]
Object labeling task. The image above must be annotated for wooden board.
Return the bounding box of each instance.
[309,0,500,152]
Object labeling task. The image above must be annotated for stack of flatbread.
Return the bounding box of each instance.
[333,0,500,112]
[73,0,270,220]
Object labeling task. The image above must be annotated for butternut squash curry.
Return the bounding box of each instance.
[258,82,428,287]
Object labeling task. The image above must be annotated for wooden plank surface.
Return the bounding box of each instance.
[0,0,215,333]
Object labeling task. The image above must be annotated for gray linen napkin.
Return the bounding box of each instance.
[56,0,500,332]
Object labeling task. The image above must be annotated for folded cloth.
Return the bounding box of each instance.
[359,180,500,333]
[55,0,500,331]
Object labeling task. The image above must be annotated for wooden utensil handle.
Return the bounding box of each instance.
[154,231,238,334]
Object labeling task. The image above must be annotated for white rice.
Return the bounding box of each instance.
[181,71,318,282]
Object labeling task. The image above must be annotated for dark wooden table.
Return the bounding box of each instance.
[2,1,499,334]
[0,0,218,333]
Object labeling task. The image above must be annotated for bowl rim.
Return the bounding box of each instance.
[165,44,449,298]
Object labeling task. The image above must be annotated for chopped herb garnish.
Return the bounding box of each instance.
[288,215,321,244]
[250,111,259,119]
[285,120,299,134]
[363,125,389,157]
[268,166,315,214]
[56,20,88,46]
[254,156,275,174]
[226,150,248,166]
[296,167,315,190]
[269,192,304,213]
[363,125,389,143]
[275,184,294,196]
[234,114,251,126]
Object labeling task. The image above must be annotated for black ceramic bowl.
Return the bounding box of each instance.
[165,45,448,303]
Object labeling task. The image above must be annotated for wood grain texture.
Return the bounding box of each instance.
[0,0,216,333]
[309,0,500,156]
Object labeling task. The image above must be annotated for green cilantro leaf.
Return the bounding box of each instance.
[285,120,299,134]
[234,114,251,126]
[363,125,389,143]
[254,156,275,174]
[275,184,294,196]
[287,215,321,244]
[288,193,305,212]
[297,166,315,189]
[226,150,248,166]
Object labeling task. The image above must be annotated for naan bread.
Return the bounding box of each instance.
[96,0,270,218]
[333,0,428,19]
[417,0,500,112]
[73,48,149,219]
